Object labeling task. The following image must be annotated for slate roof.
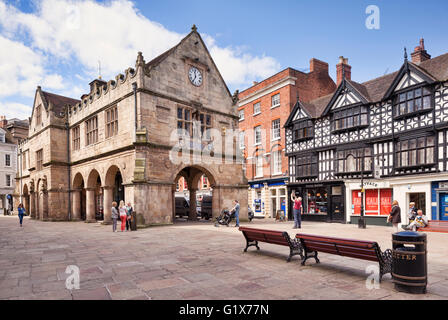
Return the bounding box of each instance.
[297,52,448,120]
[41,91,80,115]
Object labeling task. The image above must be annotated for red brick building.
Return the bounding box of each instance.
[237,58,336,217]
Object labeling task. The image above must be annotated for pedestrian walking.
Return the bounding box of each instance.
[125,202,133,231]
[119,200,127,232]
[291,192,302,229]
[17,203,25,227]
[388,200,401,233]
[230,200,240,227]
[111,201,119,232]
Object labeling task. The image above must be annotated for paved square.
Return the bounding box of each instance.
[1,215,447,300]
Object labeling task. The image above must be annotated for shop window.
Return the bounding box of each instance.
[352,188,392,216]
[331,105,369,133]
[336,148,372,174]
[306,188,328,214]
[393,86,432,119]
[396,136,435,168]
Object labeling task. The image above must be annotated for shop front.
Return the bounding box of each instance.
[346,180,393,226]
[431,181,448,221]
[288,182,345,223]
[249,178,288,218]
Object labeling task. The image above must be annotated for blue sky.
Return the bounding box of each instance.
[1,0,448,119]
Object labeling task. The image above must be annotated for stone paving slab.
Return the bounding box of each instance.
[1,215,448,300]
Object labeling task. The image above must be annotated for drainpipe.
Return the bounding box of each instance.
[132,82,138,142]
[66,121,71,221]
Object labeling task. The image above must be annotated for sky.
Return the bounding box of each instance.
[1,0,448,120]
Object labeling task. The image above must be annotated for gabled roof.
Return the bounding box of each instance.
[321,79,370,116]
[41,90,80,115]
[284,100,313,127]
[382,60,437,100]
[290,51,448,122]
[144,27,233,99]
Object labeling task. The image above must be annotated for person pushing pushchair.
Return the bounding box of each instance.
[215,200,240,227]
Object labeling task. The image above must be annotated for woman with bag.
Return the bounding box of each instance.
[388,200,401,233]
[119,200,127,232]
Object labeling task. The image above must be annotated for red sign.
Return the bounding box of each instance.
[380,189,392,216]
[352,190,361,215]
[365,189,379,214]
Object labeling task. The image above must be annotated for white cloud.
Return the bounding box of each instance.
[0,0,280,91]
[0,34,65,98]
[0,101,32,120]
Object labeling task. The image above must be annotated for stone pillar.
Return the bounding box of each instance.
[41,192,49,221]
[102,186,113,225]
[29,192,35,219]
[72,189,81,221]
[35,193,39,220]
[85,188,96,223]
[188,188,197,220]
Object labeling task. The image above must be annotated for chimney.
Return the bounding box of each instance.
[0,116,7,128]
[310,58,329,74]
[252,81,259,86]
[411,38,431,64]
[336,56,351,86]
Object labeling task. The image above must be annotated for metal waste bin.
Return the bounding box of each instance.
[130,211,137,231]
[392,231,427,294]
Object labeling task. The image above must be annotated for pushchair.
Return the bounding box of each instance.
[215,209,235,227]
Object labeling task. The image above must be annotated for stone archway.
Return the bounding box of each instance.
[173,165,217,221]
[86,169,102,223]
[72,172,86,221]
[38,177,49,221]
[103,165,124,224]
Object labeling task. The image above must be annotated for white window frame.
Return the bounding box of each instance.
[239,131,245,150]
[255,155,263,178]
[5,154,11,167]
[253,102,261,115]
[254,126,262,146]
[271,119,281,141]
[5,174,11,187]
[272,150,282,175]
[238,109,245,121]
[271,93,280,108]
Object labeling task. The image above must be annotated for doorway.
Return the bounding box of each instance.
[439,193,448,221]
[409,193,426,215]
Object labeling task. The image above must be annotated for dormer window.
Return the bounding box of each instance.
[331,105,368,133]
[393,86,432,119]
[293,120,314,142]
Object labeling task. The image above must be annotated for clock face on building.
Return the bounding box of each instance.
[188,66,203,86]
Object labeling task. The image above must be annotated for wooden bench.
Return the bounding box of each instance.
[295,233,392,281]
[418,220,448,233]
[239,227,302,262]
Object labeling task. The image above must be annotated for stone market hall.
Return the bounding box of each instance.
[14,26,248,225]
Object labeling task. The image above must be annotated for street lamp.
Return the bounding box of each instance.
[358,148,366,229]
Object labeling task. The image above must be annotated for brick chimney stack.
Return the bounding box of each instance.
[0,115,7,128]
[411,38,431,64]
[310,58,329,74]
[336,56,351,86]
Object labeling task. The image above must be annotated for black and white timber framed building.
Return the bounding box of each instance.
[285,40,448,226]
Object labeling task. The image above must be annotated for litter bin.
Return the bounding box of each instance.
[392,231,427,294]
[130,211,137,231]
